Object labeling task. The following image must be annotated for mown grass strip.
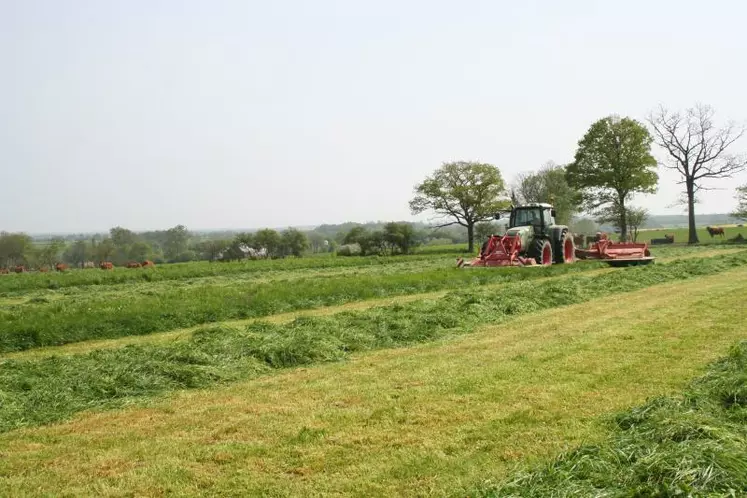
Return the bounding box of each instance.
[475,341,747,497]
[0,260,611,353]
[0,253,449,293]
[1,252,746,434]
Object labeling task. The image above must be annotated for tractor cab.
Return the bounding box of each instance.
[496,203,557,236]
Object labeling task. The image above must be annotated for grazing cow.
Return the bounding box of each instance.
[141,260,155,268]
[14,265,26,273]
[706,226,725,238]
[650,235,674,245]
[99,261,113,270]
[83,261,95,269]
[55,263,68,272]
[0,268,9,274]
[126,262,142,269]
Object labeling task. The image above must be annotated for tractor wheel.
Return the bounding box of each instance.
[555,230,575,264]
[529,238,553,266]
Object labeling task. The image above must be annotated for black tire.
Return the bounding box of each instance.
[555,230,575,264]
[528,238,553,265]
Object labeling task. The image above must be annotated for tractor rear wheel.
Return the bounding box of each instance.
[555,230,575,264]
[529,238,553,266]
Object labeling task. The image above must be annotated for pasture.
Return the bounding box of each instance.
[638,224,745,244]
[1,242,746,496]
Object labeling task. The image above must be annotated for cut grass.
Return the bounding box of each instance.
[477,342,747,497]
[1,265,747,496]
[0,258,612,353]
[0,252,746,435]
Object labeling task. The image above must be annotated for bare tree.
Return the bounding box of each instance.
[648,104,747,244]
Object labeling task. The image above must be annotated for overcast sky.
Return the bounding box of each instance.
[2,0,746,233]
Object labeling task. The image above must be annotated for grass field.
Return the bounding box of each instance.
[1,243,746,496]
[638,225,745,243]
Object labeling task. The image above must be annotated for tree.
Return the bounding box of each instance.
[410,161,508,252]
[475,221,501,242]
[383,222,418,254]
[569,217,599,235]
[567,116,658,241]
[63,240,90,267]
[254,229,282,258]
[733,185,747,220]
[164,225,190,261]
[128,241,152,262]
[36,237,66,268]
[0,232,33,267]
[110,227,137,248]
[514,162,581,225]
[648,105,747,244]
[96,238,115,262]
[626,207,649,242]
[280,228,309,257]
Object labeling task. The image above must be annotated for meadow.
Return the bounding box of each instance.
[0,241,746,496]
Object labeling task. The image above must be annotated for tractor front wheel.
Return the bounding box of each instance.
[530,238,553,266]
[556,230,575,264]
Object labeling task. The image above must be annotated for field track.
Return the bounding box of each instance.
[2,263,746,496]
[4,247,742,360]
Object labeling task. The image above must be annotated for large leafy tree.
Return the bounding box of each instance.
[254,229,282,258]
[280,228,309,257]
[567,116,658,241]
[514,162,581,225]
[410,161,508,252]
[648,105,747,243]
[0,232,33,268]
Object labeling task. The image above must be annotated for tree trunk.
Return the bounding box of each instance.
[687,181,699,244]
[618,196,627,242]
[467,223,475,253]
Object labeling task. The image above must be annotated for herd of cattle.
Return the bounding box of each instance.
[0,260,155,274]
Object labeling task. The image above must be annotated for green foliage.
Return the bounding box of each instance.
[569,217,599,235]
[625,206,649,242]
[477,341,747,497]
[281,228,309,257]
[1,252,746,433]
[35,237,66,268]
[254,228,282,258]
[410,161,509,252]
[567,116,658,240]
[515,163,581,225]
[733,185,747,220]
[0,232,33,268]
[163,225,190,261]
[475,222,502,243]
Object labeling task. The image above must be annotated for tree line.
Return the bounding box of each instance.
[410,103,747,249]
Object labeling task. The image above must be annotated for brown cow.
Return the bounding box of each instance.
[706,226,725,238]
[126,262,142,268]
[55,263,69,272]
[99,261,114,270]
[141,260,155,268]
[14,265,26,273]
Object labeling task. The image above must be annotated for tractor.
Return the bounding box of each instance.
[457,203,575,267]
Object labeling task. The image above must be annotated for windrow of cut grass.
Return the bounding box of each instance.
[0,259,611,353]
[477,341,747,497]
[0,253,449,293]
[1,252,746,433]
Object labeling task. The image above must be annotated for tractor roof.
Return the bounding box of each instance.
[516,203,553,209]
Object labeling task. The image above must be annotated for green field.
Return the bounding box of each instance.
[638,225,745,244]
[1,244,746,496]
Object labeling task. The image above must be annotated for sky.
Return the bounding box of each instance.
[2,0,747,233]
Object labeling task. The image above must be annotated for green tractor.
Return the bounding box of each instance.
[458,203,575,267]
